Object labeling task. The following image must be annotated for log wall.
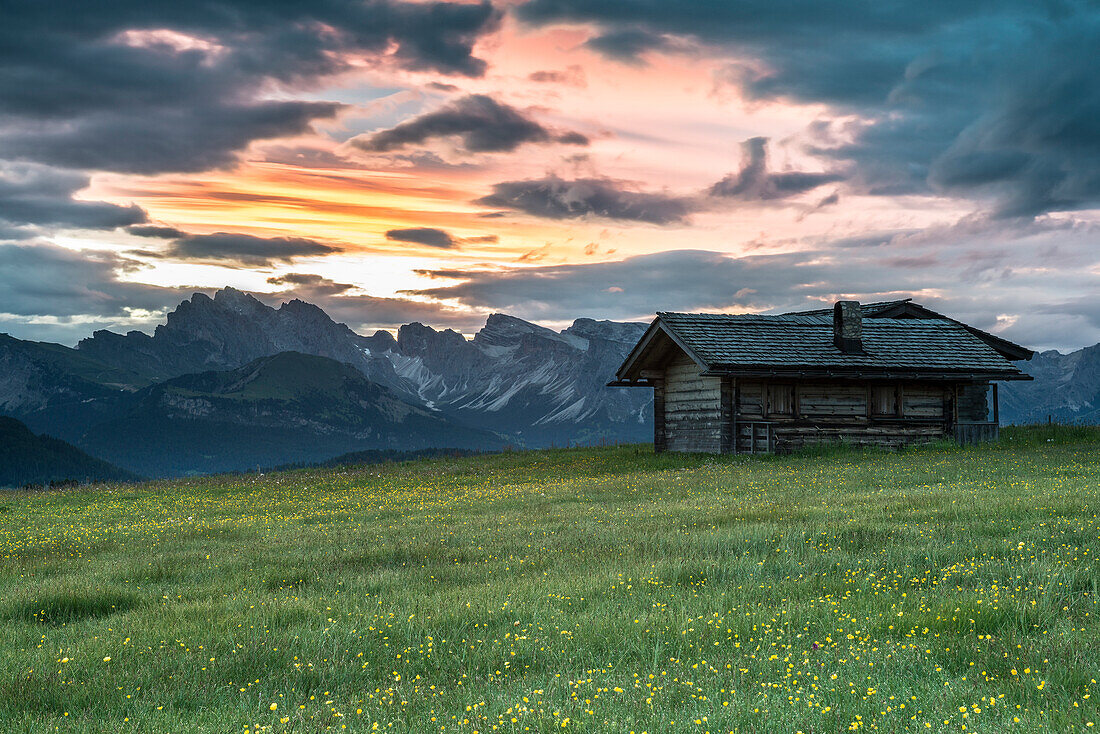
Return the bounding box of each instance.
[652,353,998,454]
[661,353,722,453]
[957,384,991,422]
[732,378,956,453]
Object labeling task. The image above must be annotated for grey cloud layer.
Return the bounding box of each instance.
[263,274,479,331]
[0,243,201,343]
[411,250,822,315]
[408,222,1100,352]
[0,244,481,344]
[0,163,145,236]
[477,138,838,224]
[386,227,458,248]
[0,0,500,174]
[477,176,692,224]
[519,0,1100,218]
[166,233,341,267]
[353,94,588,154]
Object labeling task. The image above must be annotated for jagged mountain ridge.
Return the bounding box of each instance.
[76,288,394,383]
[74,287,653,445]
[381,313,652,444]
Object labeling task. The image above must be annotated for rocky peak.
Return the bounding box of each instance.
[474,313,563,349]
[363,330,398,352]
[398,322,467,353]
[212,286,266,314]
[278,298,339,327]
[564,318,648,345]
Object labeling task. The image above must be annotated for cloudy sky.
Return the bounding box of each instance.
[2,0,1098,351]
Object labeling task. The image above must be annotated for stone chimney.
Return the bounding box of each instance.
[833,300,863,353]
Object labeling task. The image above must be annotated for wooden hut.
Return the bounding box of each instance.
[610,299,1033,453]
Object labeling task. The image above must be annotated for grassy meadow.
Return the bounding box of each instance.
[1,426,1098,733]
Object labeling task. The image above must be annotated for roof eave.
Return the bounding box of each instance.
[611,316,712,382]
[612,316,711,380]
[700,366,1032,381]
[612,316,660,380]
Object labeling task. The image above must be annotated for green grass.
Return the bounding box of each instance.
[2,427,1098,732]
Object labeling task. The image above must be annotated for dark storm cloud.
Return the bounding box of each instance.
[0,163,146,233]
[385,227,459,249]
[925,26,1100,218]
[516,0,1004,103]
[0,0,501,174]
[517,0,1100,218]
[267,273,356,295]
[583,29,671,64]
[3,102,343,175]
[528,66,586,87]
[126,225,186,239]
[167,233,340,266]
[353,94,589,154]
[0,242,204,343]
[710,137,843,201]
[476,176,692,224]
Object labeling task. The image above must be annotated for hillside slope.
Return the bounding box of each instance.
[78,351,503,477]
[0,416,137,487]
[0,333,146,442]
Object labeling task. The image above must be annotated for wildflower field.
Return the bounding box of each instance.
[2,426,1098,733]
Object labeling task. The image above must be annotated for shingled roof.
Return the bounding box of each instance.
[785,299,1033,360]
[614,303,1032,383]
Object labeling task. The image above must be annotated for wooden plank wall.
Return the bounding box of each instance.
[797,384,866,416]
[719,378,734,453]
[732,379,958,453]
[955,422,998,445]
[662,353,722,453]
[902,386,945,418]
[656,365,996,454]
[738,382,763,417]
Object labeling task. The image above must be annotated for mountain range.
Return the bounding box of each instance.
[1,288,650,477]
[0,287,1096,478]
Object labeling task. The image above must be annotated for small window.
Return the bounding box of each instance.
[871,385,898,416]
[767,384,794,415]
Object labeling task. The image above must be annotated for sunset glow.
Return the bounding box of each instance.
[2,1,1098,349]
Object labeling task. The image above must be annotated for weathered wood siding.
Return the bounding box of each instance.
[955,422,998,445]
[737,382,763,417]
[797,384,867,416]
[662,353,722,453]
[902,386,945,418]
[731,379,955,453]
[656,369,996,454]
